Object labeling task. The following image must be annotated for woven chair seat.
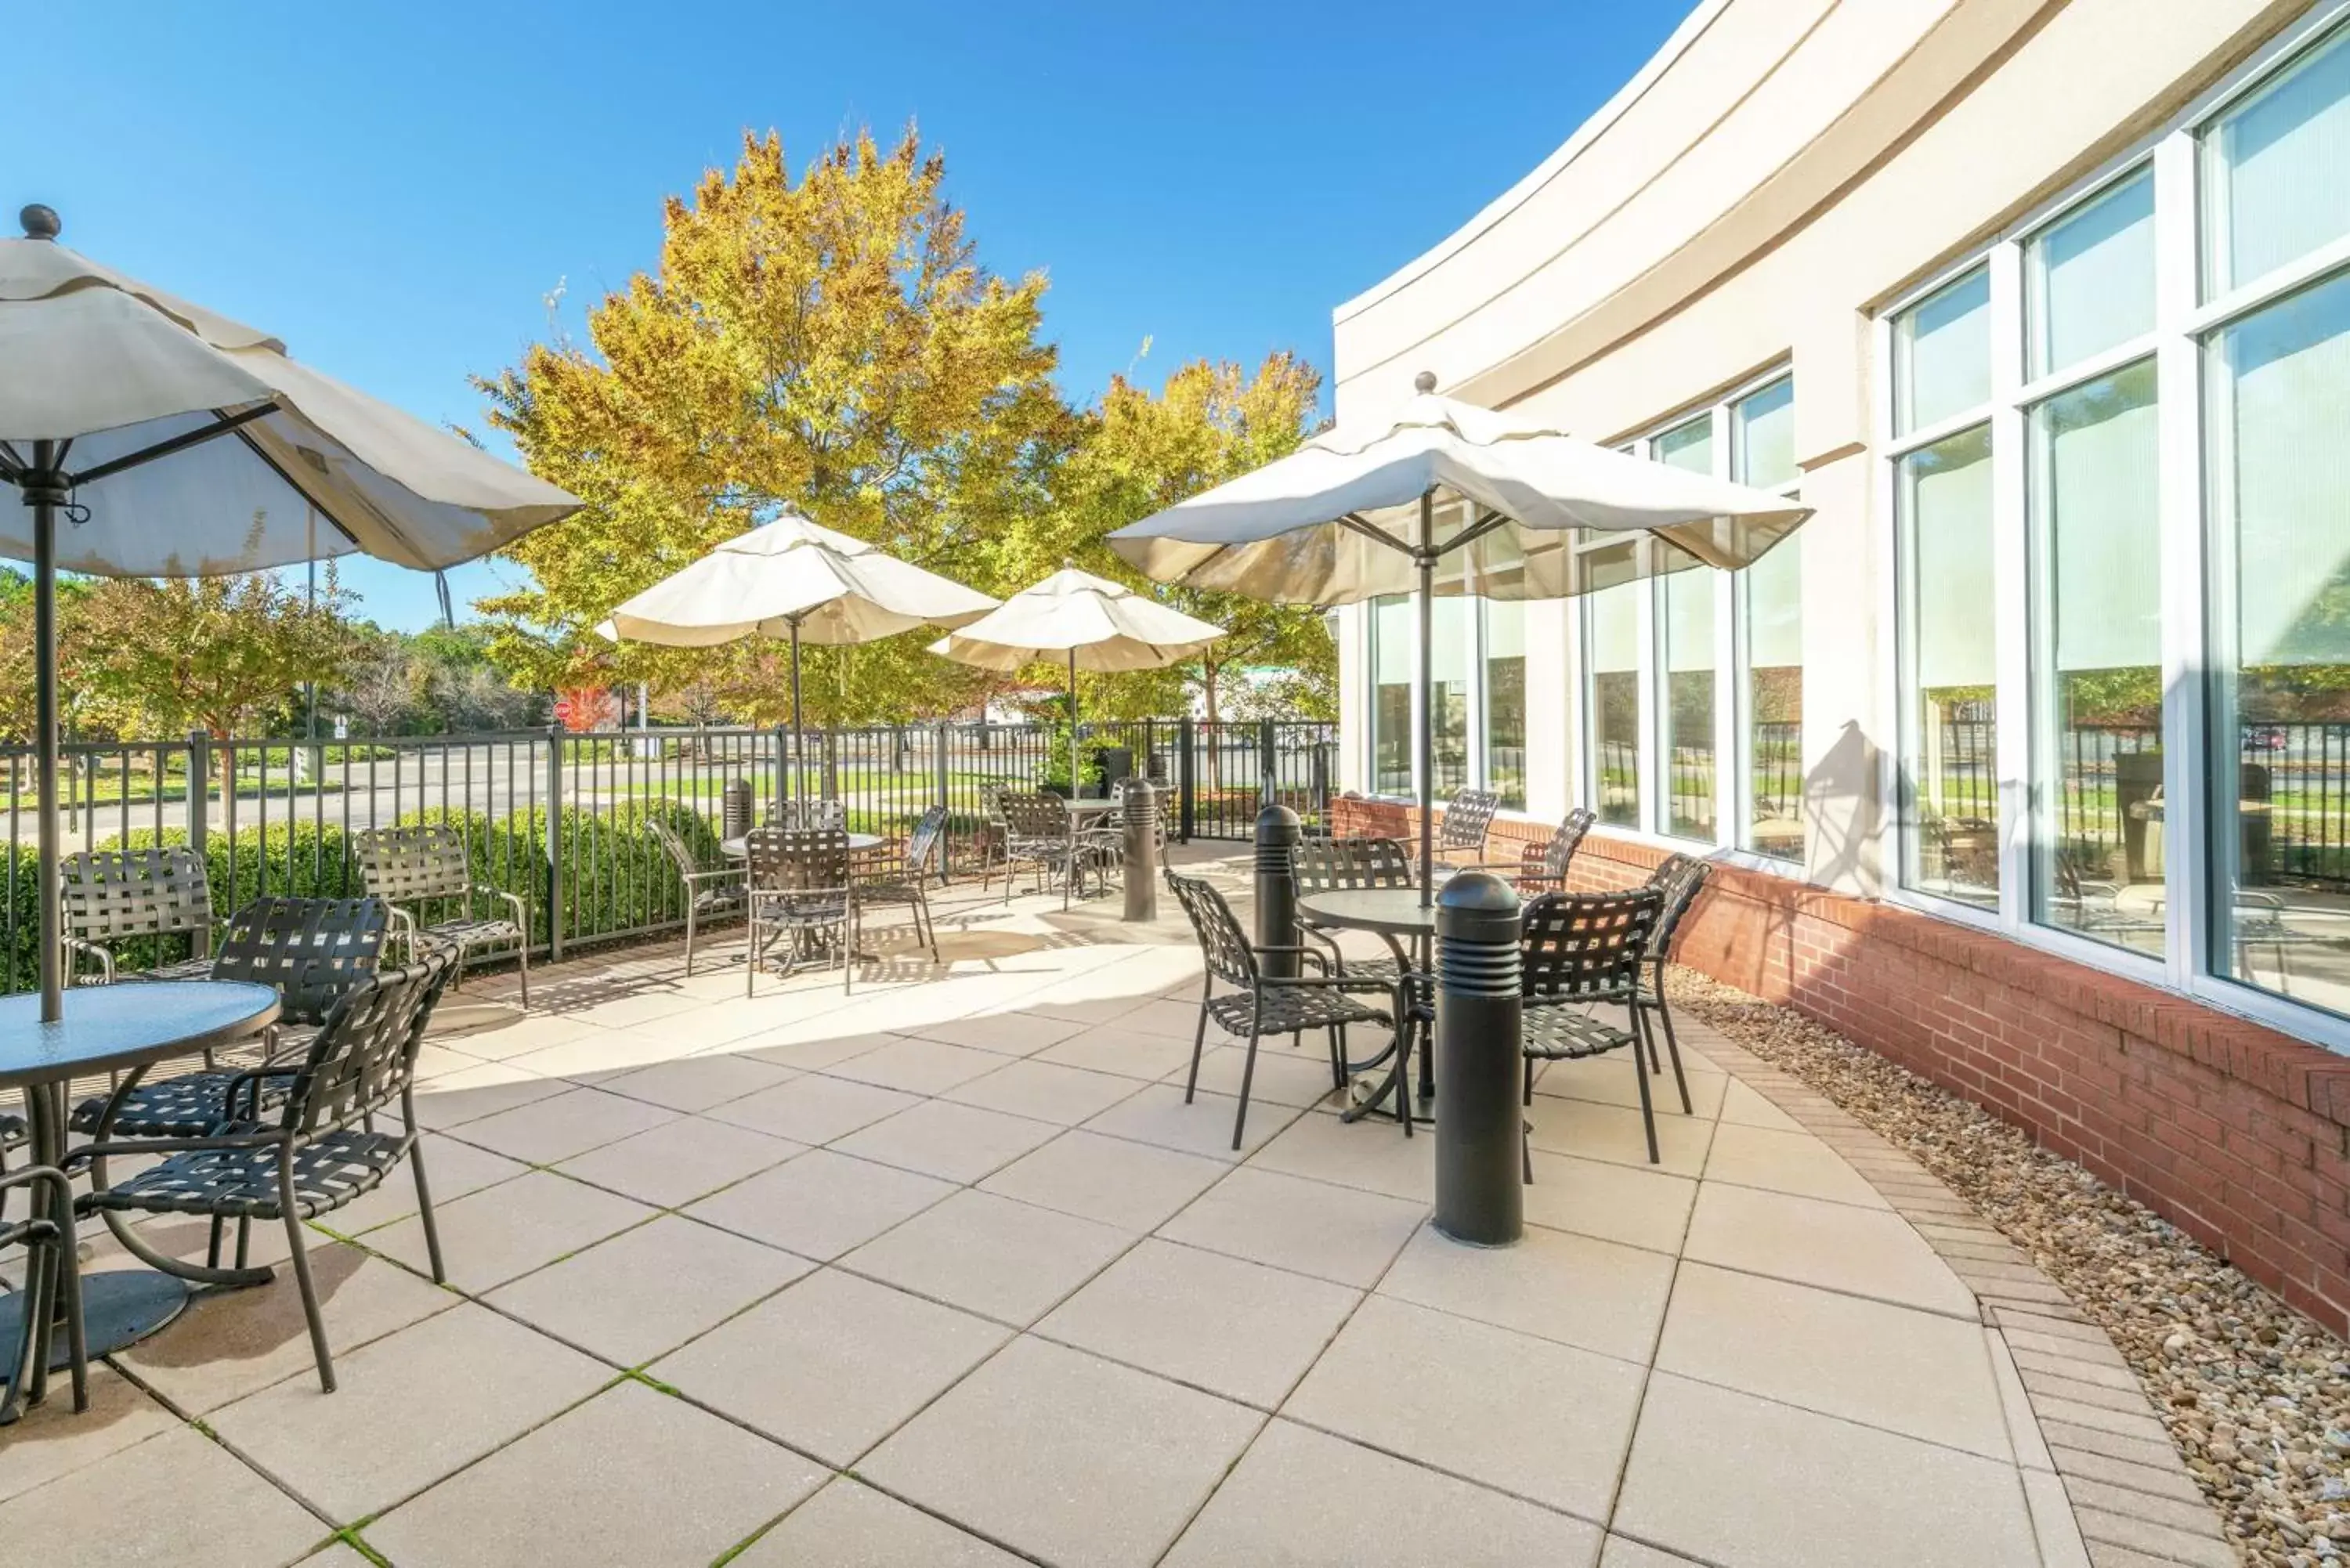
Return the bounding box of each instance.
[752,891,850,923]
[69,1060,307,1139]
[415,917,522,952]
[1206,986,1389,1038]
[1522,1002,1640,1062]
[1319,950,1406,985]
[855,877,927,907]
[125,956,220,983]
[86,1125,408,1222]
[691,883,748,914]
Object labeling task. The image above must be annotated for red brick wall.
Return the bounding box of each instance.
[1329,796,2350,1337]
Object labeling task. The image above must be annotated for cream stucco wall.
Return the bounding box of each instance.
[1333,0,2305,894]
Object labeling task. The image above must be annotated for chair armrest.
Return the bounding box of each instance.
[222,1066,302,1123]
[681,865,747,887]
[63,936,117,984]
[475,886,531,940]
[61,1129,277,1171]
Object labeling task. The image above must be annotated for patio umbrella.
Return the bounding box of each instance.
[927,566,1224,798]
[0,204,581,1019]
[1108,370,1814,901]
[598,508,1000,807]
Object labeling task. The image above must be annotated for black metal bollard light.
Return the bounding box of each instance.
[1122,779,1161,923]
[1253,802,1301,980]
[1434,871,1524,1247]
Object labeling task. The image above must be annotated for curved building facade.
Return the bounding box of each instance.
[1331,0,2350,1333]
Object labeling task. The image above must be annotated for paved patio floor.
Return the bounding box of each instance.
[0,850,2111,1566]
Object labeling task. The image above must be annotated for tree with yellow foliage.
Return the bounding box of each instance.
[474,127,1072,723]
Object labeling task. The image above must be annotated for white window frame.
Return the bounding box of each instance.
[1871,0,2350,1053]
[1360,589,1520,807]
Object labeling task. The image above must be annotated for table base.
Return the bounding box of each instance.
[0,1271,190,1382]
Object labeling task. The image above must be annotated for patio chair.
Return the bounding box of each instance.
[647,817,747,976]
[1166,868,1397,1150]
[1634,854,1710,1109]
[70,956,458,1394]
[70,896,392,1141]
[1426,786,1502,875]
[745,826,855,995]
[852,806,949,962]
[998,791,1079,908]
[765,797,846,831]
[60,846,216,985]
[1520,887,1666,1166]
[1292,835,1415,988]
[1513,807,1597,894]
[0,1159,86,1424]
[354,824,530,1005]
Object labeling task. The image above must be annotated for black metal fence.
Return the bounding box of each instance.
[0,717,1337,994]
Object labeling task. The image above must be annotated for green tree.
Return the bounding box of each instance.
[78,567,355,739]
[472,126,1072,721]
[1051,352,1336,722]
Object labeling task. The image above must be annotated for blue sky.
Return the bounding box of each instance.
[9,1,1687,631]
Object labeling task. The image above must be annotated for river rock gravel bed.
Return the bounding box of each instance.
[1670,968,2350,1568]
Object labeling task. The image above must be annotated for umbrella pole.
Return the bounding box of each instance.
[1068,649,1079,800]
[28,442,63,1021]
[1417,491,1436,908]
[788,617,804,812]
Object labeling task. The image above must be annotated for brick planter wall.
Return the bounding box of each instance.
[1329,795,2350,1337]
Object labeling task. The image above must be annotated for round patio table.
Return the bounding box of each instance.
[1297,888,1444,1122]
[0,980,280,1395]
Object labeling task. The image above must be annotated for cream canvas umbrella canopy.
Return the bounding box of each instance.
[0,204,581,1018]
[598,508,998,806]
[928,567,1224,796]
[1108,370,1815,900]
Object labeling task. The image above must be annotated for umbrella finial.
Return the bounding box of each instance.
[1413,370,1437,394]
[20,204,59,240]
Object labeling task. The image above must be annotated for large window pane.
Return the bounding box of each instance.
[1587,569,1642,828]
[1663,560,1717,840]
[1431,597,1471,799]
[1655,415,1713,475]
[1894,267,1992,434]
[2202,23,2350,298]
[2206,269,2350,1017]
[2029,360,2164,955]
[1734,378,1802,862]
[1370,594,1412,796]
[1734,378,1796,490]
[1744,540,1804,862]
[2026,171,2155,378]
[1897,424,1999,909]
[1484,600,1527,810]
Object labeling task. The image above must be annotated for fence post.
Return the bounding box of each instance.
[186,729,210,863]
[544,724,564,963]
[933,721,953,878]
[1258,719,1278,807]
[1177,717,1196,843]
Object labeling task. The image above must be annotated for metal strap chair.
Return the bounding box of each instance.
[1514,807,1597,894]
[647,817,747,975]
[354,824,530,1004]
[69,896,392,1140]
[765,797,847,832]
[852,806,949,962]
[1429,786,1502,872]
[744,827,855,994]
[998,791,1079,907]
[0,1159,86,1425]
[1166,869,1397,1150]
[1633,854,1711,1111]
[60,846,216,984]
[1520,887,1666,1165]
[71,956,458,1393]
[1292,836,1415,987]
